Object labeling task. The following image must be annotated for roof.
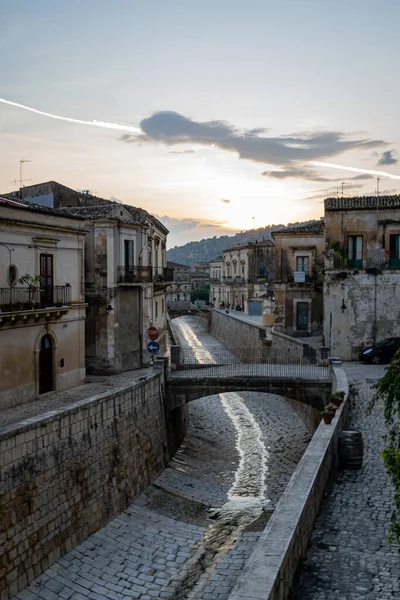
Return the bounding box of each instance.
[167,261,191,269]
[209,256,224,263]
[224,239,275,252]
[271,219,324,236]
[0,195,85,220]
[325,195,400,211]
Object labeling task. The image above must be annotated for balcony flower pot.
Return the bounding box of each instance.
[322,413,334,425]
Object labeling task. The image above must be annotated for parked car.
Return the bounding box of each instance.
[359,337,400,364]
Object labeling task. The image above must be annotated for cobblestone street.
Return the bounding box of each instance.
[294,363,400,600]
[12,320,312,600]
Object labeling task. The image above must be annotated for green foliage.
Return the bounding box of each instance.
[368,350,400,544]
[18,273,43,289]
[190,284,210,304]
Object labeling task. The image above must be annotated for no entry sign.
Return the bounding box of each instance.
[147,326,159,340]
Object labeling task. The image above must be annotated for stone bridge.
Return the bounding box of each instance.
[166,372,331,412]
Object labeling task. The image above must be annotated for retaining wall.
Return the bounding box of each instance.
[0,369,168,599]
[228,362,349,600]
[211,309,269,357]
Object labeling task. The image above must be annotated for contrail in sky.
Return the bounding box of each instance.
[0,97,142,135]
[312,161,400,180]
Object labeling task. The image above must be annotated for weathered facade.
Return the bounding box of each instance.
[209,240,275,311]
[167,261,191,302]
[324,195,400,359]
[272,220,324,336]
[61,203,170,372]
[0,198,86,409]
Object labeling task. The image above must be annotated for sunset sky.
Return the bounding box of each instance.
[1,0,400,246]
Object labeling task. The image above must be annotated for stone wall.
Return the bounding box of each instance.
[228,362,349,600]
[211,309,269,358]
[324,271,400,360]
[0,370,168,599]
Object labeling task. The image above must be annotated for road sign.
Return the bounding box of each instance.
[147,326,159,340]
[147,341,159,355]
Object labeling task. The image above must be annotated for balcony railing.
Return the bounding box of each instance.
[117,266,174,284]
[331,249,400,270]
[0,285,72,312]
[276,271,318,284]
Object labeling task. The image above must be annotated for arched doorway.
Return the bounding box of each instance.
[39,334,53,394]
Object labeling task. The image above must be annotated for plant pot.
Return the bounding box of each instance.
[331,398,343,408]
[322,414,333,424]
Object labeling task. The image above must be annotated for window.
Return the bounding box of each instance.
[296,256,309,273]
[348,236,363,268]
[259,267,265,277]
[162,299,165,314]
[7,265,18,286]
[155,301,158,318]
[242,265,245,275]
[40,254,53,305]
[124,240,134,269]
[389,234,400,268]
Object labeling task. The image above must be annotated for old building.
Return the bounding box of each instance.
[61,204,170,372]
[6,181,171,373]
[191,261,210,295]
[324,195,400,359]
[209,256,224,307]
[272,220,324,336]
[210,240,275,312]
[167,261,191,302]
[0,197,86,409]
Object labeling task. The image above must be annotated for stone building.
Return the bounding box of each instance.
[324,195,400,360]
[209,240,275,312]
[272,220,324,336]
[191,261,210,294]
[5,180,171,372]
[0,197,87,409]
[167,261,191,302]
[61,204,170,372]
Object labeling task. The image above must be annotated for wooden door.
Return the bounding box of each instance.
[40,254,53,306]
[296,302,309,331]
[39,334,53,394]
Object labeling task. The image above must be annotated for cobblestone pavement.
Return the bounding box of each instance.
[14,392,310,600]
[12,316,312,600]
[293,362,400,600]
[0,368,152,429]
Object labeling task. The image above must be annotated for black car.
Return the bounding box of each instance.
[359,337,400,364]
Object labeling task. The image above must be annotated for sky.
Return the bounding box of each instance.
[1,0,400,247]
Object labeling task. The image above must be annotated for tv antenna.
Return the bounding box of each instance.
[376,177,380,196]
[13,160,32,188]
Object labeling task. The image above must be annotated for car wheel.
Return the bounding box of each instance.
[372,356,381,364]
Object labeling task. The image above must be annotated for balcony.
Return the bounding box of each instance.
[329,249,400,270]
[0,285,72,312]
[222,276,246,285]
[277,271,319,285]
[117,266,174,284]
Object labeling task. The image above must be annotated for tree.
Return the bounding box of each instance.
[190,283,210,304]
[368,350,400,544]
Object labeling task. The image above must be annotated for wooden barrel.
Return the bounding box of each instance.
[338,429,364,470]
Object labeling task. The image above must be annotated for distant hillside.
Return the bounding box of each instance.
[166,220,322,267]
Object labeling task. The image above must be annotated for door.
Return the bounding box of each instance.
[39,334,53,394]
[40,254,53,306]
[296,302,309,331]
[348,236,363,268]
[389,234,400,268]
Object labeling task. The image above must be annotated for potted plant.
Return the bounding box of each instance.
[321,406,335,424]
[330,391,344,407]
[18,274,43,307]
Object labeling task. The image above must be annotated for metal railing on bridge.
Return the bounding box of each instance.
[169,345,330,380]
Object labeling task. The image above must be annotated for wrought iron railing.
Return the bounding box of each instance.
[169,345,329,379]
[331,249,400,270]
[0,285,72,312]
[117,266,174,283]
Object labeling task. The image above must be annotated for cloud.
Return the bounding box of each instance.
[168,149,195,154]
[221,198,231,204]
[120,111,387,170]
[156,214,238,246]
[377,150,398,166]
[262,167,375,183]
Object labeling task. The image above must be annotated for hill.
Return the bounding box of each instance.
[166,220,323,267]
